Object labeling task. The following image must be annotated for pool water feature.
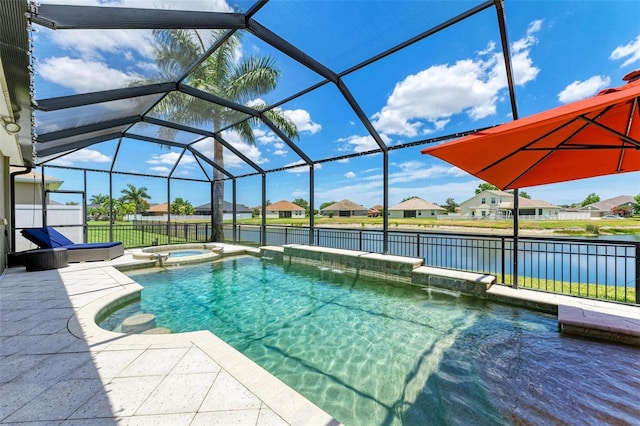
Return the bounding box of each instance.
[103,256,639,425]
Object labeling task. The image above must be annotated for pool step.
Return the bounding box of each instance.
[122,313,156,333]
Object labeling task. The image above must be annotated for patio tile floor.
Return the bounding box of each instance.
[0,250,337,425]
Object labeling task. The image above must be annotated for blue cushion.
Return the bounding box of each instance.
[21,228,56,248]
[45,227,76,247]
[65,242,122,250]
[22,227,80,248]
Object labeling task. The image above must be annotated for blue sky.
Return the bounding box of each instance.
[33,0,639,209]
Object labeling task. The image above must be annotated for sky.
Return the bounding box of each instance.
[32,0,640,209]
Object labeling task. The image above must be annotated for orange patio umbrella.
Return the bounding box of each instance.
[421,70,640,190]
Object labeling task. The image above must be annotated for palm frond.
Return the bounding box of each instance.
[152,29,204,80]
[249,102,299,141]
[226,56,280,102]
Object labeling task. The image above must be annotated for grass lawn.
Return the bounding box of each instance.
[500,275,636,304]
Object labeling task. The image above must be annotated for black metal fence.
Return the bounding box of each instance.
[87,223,639,305]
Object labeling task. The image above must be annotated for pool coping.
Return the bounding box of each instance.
[69,267,338,425]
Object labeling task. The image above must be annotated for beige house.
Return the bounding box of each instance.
[257,200,306,219]
[579,195,636,218]
[388,197,445,218]
[459,190,560,219]
[11,167,63,204]
[320,199,368,217]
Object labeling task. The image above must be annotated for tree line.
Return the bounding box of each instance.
[87,184,195,220]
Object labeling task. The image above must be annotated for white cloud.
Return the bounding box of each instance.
[283,109,322,134]
[388,163,463,185]
[200,131,268,169]
[147,152,195,166]
[389,179,480,206]
[48,149,111,166]
[149,166,170,173]
[610,35,640,67]
[48,29,157,61]
[38,57,141,93]
[337,134,390,153]
[290,188,308,198]
[371,22,541,137]
[283,161,322,173]
[40,0,233,10]
[254,128,279,145]
[557,75,611,103]
[315,179,383,206]
[344,171,356,178]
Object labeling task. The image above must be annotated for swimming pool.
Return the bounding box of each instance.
[102,256,639,425]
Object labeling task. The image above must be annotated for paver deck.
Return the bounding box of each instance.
[0,248,337,425]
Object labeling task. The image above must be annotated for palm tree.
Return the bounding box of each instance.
[149,29,298,241]
[120,183,151,214]
[88,193,110,219]
[89,193,109,206]
[170,197,195,215]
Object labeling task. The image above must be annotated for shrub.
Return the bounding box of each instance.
[585,224,600,235]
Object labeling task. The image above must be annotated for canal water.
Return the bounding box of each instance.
[229,226,638,289]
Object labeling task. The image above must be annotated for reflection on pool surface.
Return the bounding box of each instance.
[103,256,640,425]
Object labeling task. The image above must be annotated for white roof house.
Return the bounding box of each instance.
[459,190,560,219]
[388,197,445,218]
[257,200,306,219]
[320,199,368,217]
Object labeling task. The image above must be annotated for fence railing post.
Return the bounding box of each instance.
[501,237,506,285]
[636,242,640,304]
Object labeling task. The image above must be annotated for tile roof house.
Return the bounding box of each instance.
[320,199,368,217]
[257,200,306,219]
[579,195,636,217]
[388,197,445,218]
[195,201,252,218]
[145,203,169,216]
[459,190,560,219]
[368,204,383,217]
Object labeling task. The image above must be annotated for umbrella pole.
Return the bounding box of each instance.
[513,189,519,289]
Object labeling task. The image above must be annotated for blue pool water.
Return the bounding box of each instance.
[102,256,640,425]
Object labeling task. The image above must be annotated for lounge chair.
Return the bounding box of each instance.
[20,227,124,263]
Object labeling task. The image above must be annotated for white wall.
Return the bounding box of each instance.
[558,211,592,220]
[14,204,83,252]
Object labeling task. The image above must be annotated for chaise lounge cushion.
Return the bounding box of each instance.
[21,227,74,248]
[20,227,124,262]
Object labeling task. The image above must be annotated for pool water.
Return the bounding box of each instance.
[103,256,640,425]
[167,249,209,257]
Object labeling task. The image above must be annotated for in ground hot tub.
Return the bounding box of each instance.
[131,243,222,266]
